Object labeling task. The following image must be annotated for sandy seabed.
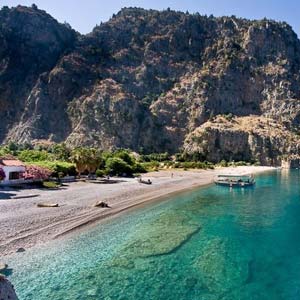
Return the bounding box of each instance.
[0,166,275,255]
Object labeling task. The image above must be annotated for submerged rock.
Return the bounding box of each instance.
[0,275,19,300]
[107,213,200,270]
[115,214,201,262]
[194,237,250,294]
[109,258,135,270]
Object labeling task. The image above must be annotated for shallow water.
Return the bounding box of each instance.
[5,170,300,299]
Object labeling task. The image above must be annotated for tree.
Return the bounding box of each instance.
[70,148,102,177]
[114,149,135,166]
[18,149,51,162]
[8,142,18,152]
[50,143,71,161]
[70,148,90,177]
[86,148,102,174]
[105,157,133,176]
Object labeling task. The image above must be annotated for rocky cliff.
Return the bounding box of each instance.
[184,115,300,165]
[1,5,300,164]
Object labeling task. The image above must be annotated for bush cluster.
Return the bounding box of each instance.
[0,143,146,177]
[100,150,146,176]
[0,142,257,178]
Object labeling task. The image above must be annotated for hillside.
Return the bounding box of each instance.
[1,5,300,165]
[184,115,300,165]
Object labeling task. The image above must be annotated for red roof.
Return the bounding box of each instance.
[0,159,25,167]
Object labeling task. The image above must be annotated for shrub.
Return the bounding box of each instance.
[49,143,71,161]
[234,161,248,166]
[140,161,160,171]
[0,146,13,157]
[219,160,228,167]
[29,161,76,177]
[18,150,52,162]
[43,181,61,188]
[205,162,215,169]
[114,149,135,166]
[105,157,133,176]
[133,163,147,173]
[178,161,214,170]
[7,142,18,152]
[24,165,52,180]
[140,152,170,162]
[175,153,185,162]
[96,169,105,177]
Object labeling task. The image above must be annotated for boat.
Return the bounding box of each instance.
[214,174,255,187]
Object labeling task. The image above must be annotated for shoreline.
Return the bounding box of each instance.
[0,166,276,256]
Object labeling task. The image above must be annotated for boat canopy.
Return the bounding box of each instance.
[214,174,255,187]
[216,174,253,179]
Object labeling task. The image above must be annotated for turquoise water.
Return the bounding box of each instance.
[5,170,300,299]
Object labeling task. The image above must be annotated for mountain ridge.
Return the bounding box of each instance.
[1,5,300,165]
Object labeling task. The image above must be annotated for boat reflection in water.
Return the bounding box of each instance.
[214,174,255,187]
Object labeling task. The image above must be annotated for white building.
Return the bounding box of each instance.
[0,158,26,185]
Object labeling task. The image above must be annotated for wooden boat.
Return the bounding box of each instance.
[214,174,255,187]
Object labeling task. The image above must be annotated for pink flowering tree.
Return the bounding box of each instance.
[0,168,5,181]
[24,165,52,181]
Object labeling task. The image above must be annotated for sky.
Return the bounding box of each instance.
[1,0,299,36]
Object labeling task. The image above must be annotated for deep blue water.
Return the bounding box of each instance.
[5,170,300,299]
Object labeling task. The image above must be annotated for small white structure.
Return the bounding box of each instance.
[0,158,26,185]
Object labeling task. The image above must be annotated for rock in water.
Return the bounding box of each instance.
[0,275,19,300]
[113,213,201,261]
[194,237,250,294]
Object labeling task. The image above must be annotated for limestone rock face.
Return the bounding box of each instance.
[0,276,19,300]
[0,5,76,142]
[184,116,300,165]
[1,6,300,163]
